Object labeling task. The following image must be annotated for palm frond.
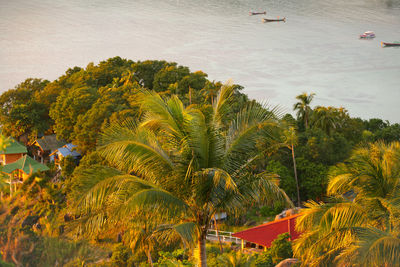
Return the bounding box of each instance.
[350,226,400,266]
[219,171,292,215]
[327,172,354,196]
[76,174,145,213]
[69,165,122,206]
[297,198,368,233]
[140,91,186,142]
[98,138,173,182]
[156,222,198,247]
[212,80,235,127]
[190,168,239,212]
[184,109,210,168]
[125,188,188,214]
[224,101,281,174]
[296,199,341,232]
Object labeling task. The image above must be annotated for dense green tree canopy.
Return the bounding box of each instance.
[310,106,348,135]
[297,128,352,165]
[71,84,140,153]
[40,58,246,153]
[0,78,51,140]
[50,85,99,141]
[132,60,170,89]
[265,160,296,201]
[153,64,190,92]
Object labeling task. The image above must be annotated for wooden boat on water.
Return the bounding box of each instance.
[263,17,286,23]
[381,42,400,47]
[249,11,266,15]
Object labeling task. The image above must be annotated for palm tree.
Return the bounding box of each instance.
[293,93,315,129]
[293,141,400,266]
[119,69,137,86]
[70,83,291,267]
[310,106,348,135]
[200,81,221,106]
[282,126,301,207]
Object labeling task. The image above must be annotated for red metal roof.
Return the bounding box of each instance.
[232,214,301,247]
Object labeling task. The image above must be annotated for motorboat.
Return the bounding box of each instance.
[360,31,375,39]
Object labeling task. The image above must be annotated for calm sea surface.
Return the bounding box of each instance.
[1,0,400,122]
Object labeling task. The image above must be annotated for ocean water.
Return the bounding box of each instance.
[1,0,400,121]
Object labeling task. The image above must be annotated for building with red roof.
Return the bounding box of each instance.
[232,213,301,249]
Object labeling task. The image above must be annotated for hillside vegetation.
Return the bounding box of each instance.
[0,57,399,266]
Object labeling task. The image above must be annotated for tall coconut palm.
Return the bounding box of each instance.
[282,125,301,207]
[70,83,291,267]
[293,93,315,129]
[293,141,400,266]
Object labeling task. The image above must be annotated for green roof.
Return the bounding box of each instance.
[2,155,49,174]
[0,138,27,154]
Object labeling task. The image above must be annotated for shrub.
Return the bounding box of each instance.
[254,251,273,267]
[60,156,78,178]
[0,259,15,267]
[269,233,293,264]
[273,203,285,215]
[110,244,130,267]
[156,248,192,266]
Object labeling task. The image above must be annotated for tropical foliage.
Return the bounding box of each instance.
[67,84,291,266]
[293,141,400,266]
[0,58,399,266]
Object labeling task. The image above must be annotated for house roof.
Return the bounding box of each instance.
[2,155,50,174]
[232,214,301,247]
[35,135,66,152]
[49,143,81,158]
[0,138,27,155]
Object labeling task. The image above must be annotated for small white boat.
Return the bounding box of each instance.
[360,31,375,39]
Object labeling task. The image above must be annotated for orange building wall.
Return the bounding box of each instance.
[4,153,25,164]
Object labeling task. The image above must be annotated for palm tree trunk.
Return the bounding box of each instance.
[305,112,308,129]
[197,237,207,267]
[213,215,223,253]
[146,248,154,267]
[291,144,301,207]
